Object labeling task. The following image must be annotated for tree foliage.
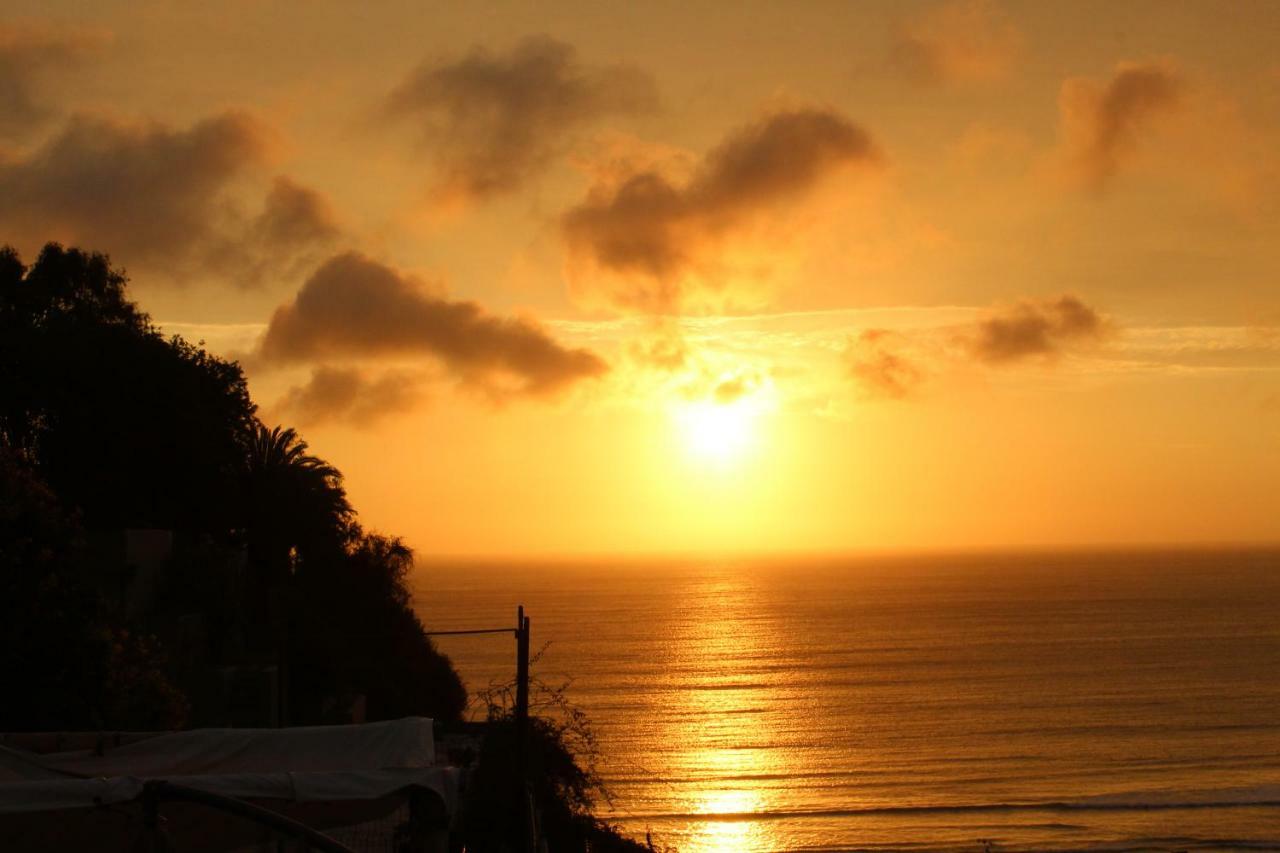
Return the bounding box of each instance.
[245,423,354,577]
[0,242,465,729]
[458,657,652,853]
[0,449,188,730]
[0,244,256,531]
[291,533,468,722]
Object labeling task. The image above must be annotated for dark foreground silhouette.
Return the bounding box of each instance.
[0,242,464,729]
[0,243,652,852]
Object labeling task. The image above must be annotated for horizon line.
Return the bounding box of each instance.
[408,538,1280,565]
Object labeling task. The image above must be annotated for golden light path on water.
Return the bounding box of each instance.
[695,789,761,853]
[658,573,781,853]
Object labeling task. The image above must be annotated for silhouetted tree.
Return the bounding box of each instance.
[289,532,467,723]
[459,670,650,852]
[244,423,353,588]
[1,242,468,728]
[239,424,465,721]
[0,449,188,730]
[0,243,255,531]
[242,423,351,663]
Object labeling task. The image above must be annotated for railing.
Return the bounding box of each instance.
[139,779,356,853]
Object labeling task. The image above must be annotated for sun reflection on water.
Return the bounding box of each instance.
[691,789,766,853]
[660,570,784,853]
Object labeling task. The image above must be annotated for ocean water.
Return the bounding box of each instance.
[412,549,1280,852]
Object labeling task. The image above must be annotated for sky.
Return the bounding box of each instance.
[3,0,1278,555]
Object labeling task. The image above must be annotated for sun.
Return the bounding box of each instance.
[672,387,772,465]
[677,401,753,461]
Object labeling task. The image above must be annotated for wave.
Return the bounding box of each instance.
[788,842,1280,853]
[622,785,1280,823]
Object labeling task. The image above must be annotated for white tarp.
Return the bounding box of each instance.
[8,717,435,777]
[0,718,458,815]
[0,745,79,782]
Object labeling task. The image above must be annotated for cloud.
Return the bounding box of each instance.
[0,22,108,140]
[846,329,926,399]
[627,328,688,371]
[385,34,657,202]
[664,361,769,404]
[252,176,342,250]
[256,251,607,397]
[276,365,425,427]
[1060,61,1183,189]
[562,108,880,313]
[712,375,755,404]
[0,111,341,285]
[212,176,343,285]
[890,0,1022,86]
[0,112,267,264]
[840,296,1111,399]
[968,294,1108,363]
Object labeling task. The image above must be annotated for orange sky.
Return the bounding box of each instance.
[3,1,1278,555]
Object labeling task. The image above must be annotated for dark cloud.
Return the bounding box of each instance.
[889,0,1022,87]
[1061,61,1182,189]
[253,176,342,250]
[0,23,107,140]
[0,112,342,285]
[257,251,607,396]
[277,365,424,427]
[385,34,657,201]
[846,329,925,400]
[0,111,266,263]
[212,176,343,286]
[846,296,1110,399]
[563,108,880,313]
[969,294,1108,363]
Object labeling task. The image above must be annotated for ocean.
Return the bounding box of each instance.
[412,548,1280,852]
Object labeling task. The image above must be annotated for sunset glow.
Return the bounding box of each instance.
[0,0,1275,559]
[4,4,1280,853]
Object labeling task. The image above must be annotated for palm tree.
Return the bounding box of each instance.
[242,423,357,721]
[244,423,354,588]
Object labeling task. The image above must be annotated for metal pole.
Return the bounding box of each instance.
[515,605,530,730]
[140,781,161,853]
[422,609,532,851]
[514,605,532,853]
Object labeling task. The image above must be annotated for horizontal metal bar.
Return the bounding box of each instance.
[142,780,356,853]
[423,627,517,636]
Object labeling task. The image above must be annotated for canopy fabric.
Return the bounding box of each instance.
[0,746,81,782]
[5,717,435,779]
[0,718,458,815]
[0,767,459,814]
